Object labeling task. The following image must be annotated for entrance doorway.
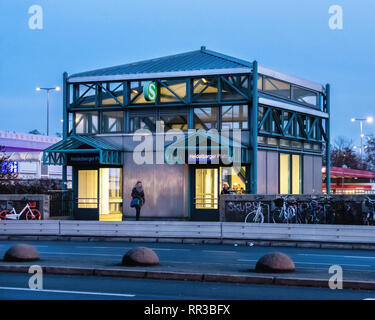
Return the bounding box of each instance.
[191,166,247,221]
[75,167,123,221]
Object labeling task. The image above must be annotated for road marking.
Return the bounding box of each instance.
[75,246,129,250]
[40,252,122,257]
[237,259,370,267]
[203,250,237,254]
[298,254,375,260]
[0,286,135,297]
[74,246,191,252]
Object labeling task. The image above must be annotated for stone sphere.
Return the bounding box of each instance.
[255,252,295,273]
[4,244,40,262]
[122,247,159,266]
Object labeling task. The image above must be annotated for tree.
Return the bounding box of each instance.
[0,146,19,180]
[365,134,375,171]
[329,136,365,170]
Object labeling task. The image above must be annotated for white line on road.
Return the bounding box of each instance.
[203,250,237,254]
[74,246,191,252]
[237,259,370,267]
[298,254,375,260]
[40,252,122,257]
[0,286,135,297]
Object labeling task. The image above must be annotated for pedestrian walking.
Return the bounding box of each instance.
[131,181,145,221]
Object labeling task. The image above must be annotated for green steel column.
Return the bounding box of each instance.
[62,72,69,216]
[325,83,331,195]
[251,61,258,194]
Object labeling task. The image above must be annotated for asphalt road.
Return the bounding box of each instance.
[0,240,375,276]
[1,240,375,300]
[1,272,375,300]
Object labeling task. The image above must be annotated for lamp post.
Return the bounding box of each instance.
[36,86,60,136]
[351,117,373,163]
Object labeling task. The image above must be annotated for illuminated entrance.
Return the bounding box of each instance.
[191,166,247,220]
[76,167,123,221]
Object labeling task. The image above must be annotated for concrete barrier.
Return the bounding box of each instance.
[1,220,375,245]
[59,221,222,239]
[0,220,59,235]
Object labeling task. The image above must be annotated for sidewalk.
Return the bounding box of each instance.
[1,240,375,290]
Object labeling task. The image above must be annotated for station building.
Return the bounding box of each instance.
[43,47,330,221]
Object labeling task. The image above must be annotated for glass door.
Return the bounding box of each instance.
[99,168,123,221]
[191,167,219,221]
[76,169,99,220]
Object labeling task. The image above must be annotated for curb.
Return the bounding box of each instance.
[5,235,375,251]
[1,264,375,290]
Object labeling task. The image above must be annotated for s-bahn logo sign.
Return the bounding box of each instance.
[143,81,157,102]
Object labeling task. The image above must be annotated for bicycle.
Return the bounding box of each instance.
[362,197,375,225]
[245,201,264,223]
[272,196,297,224]
[305,199,325,224]
[0,202,41,220]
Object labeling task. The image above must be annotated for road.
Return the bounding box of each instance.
[1,240,375,276]
[1,272,375,300]
[1,240,375,300]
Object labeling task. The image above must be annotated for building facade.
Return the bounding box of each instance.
[0,130,72,181]
[44,47,330,221]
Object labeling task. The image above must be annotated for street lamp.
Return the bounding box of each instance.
[36,86,61,136]
[351,117,373,162]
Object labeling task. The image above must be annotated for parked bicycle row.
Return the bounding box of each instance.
[243,196,375,225]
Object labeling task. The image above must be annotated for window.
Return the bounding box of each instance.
[195,168,218,209]
[194,107,218,130]
[130,81,155,104]
[160,79,186,103]
[75,112,98,134]
[129,111,156,132]
[257,76,263,90]
[221,105,248,129]
[160,108,188,131]
[292,86,318,107]
[263,77,291,99]
[221,75,249,101]
[78,170,98,208]
[99,168,122,220]
[279,153,302,194]
[101,111,124,133]
[192,77,218,102]
[220,167,246,194]
[292,155,302,194]
[280,154,290,194]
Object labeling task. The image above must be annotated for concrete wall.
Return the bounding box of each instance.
[303,155,323,194]
[122,152,188,220]
[257,150,279,194]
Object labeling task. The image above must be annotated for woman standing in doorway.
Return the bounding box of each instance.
[131,181,145,221]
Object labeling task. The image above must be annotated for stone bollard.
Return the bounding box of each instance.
[255,252,295,273]
[3,244,40,262]
[122,247,159,266]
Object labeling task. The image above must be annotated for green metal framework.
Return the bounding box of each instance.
[43,135,122,166]
[57,59,330,194]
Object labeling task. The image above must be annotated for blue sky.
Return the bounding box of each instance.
[1,0,374,147]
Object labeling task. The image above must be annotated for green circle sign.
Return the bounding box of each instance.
[143,81,157,102]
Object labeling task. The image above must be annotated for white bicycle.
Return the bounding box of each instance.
[0,202,41,220]
[245,202,264,223]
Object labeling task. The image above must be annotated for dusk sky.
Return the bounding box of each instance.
[1,0,374,148]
